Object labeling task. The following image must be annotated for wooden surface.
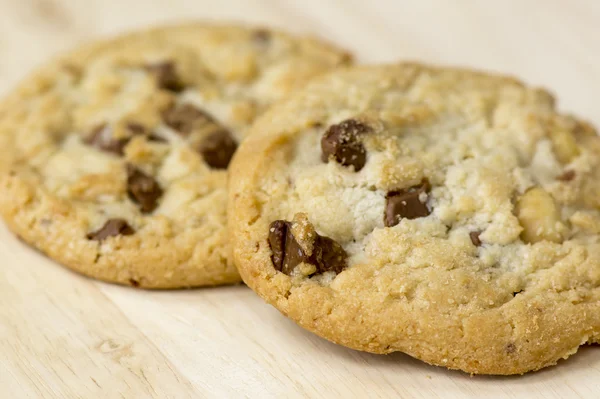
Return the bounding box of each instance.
[1,0,599,397]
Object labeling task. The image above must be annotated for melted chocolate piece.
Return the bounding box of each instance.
[127,123,166,143]
[126,123,147,136]
[145,61,185,92]
[147,133,167,143]
[198,130,238,169]
[253,29,271,44]
[470,231,482,247]
[557,170,576,181]
[267,220,348,276]
[85,123,161,155]
[321,119,371,171]
[126,164,163,213]
[162,104,215,135]
[87,219,135,241]
[384,180,431,227]
[84,124,129,155]
[268,221,288,272]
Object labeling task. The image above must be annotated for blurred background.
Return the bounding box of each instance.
[0,0,598,128]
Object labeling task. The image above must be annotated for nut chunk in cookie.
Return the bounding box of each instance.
[515,187,566,244]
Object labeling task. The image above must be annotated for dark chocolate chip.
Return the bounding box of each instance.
[126,122,166,143]
[252,29,271,44]
[84,124,129,155]
[557,170,576,181]
[85,123,160,155]
[147,133,167,143]
[127,122,167,143]
[87,219,135,241]
[126,164,163,213]
[268,220,289,271]
[126,123,147,136]
[321,119,371,171]
[268,220,348,276]
[145,61,185,92]
[384,180,431,227]
[128,278,140,287]
[268,220,299,274]
[162,103,215,135]
[198,130,238,169]
[470,231,482,247]
[505,343,516,354]
[312,235,348,275]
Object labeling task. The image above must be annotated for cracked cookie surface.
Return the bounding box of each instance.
[228,63,600,374]
[0,23,351,288]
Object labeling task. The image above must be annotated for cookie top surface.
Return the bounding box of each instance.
[228,63,600,374]
[0,23,351,288]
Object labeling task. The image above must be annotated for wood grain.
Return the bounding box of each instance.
[1,0,599,397]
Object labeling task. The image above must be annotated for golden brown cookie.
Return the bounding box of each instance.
[0,22,351,288]
[228,63,600,374]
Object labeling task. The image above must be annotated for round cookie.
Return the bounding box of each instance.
[228,63,600,374]
[0,23,351,288]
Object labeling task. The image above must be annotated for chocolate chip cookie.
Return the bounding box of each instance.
[0,23,351,288]
[228,63,600,374]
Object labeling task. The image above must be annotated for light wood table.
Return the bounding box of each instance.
[1,1,599,397]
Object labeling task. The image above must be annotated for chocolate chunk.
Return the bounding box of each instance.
[470,231,482,247]
[253,29,271,44]
[384,180,431,227]
[87,219,135,241]
[162,104,215,135]
[84,124,129,155]
[199,130,238,169]
[321,119,371,171]
[126,123,147,136]
[126,164,163,213]
[127,122,166,143]
[85,123,159,155]
[267,220,348,276]
[147,133,167,143]
[268,220,289,271]
[128,278,140,287]
[145,61,185,92]
[557,170,576,181]
[312,235,347,275]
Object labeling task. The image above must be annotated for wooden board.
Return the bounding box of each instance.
[1,0,599,397]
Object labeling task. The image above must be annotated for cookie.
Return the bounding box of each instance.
[0,23,351,288]
[228,63,600,374]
